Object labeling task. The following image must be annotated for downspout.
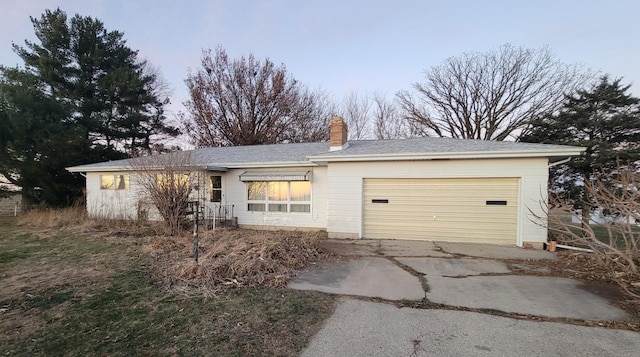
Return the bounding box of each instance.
[548,157,571,168]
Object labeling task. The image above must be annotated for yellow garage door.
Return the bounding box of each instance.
[363,178,519,244]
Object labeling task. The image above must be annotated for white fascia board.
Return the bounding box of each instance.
[66,161,320,173]
[223,161,319,169]
[66,165,131,173]
[307,148,586,162]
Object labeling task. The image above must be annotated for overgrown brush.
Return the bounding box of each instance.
[16,206,164,237]
[16,206,87,228]
[145,229,328,294]
[543,166,640,301]
[16,208,329,295]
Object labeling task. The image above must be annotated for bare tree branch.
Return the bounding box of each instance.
[397,44,592,140]
[182,47,328,147]
[341,92,372,139]
[541,165,640,299]
[372,92,409,139]
[130,151,195,235]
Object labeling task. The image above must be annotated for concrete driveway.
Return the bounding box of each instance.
[289,239,639,356]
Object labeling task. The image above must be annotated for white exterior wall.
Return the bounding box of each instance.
[86,172,143,219]
[86,166,329,231]
[325,158,549,246]
[216,166,328,230]
[86,171,207,221]
[85,158,549,245]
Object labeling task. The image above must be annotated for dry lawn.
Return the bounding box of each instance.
[1,211,337,356]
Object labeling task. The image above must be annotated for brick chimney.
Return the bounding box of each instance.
[329,115,348,151]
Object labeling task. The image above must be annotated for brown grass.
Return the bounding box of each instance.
[0,262,114,303]
[144,228,328,294]
[16,206,166,237]
[16,206,88,228]
[16,208,330,296]
[1,215,337,356]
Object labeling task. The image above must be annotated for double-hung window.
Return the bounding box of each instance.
[100,174,129,190]
[210,176,222,202]
[246,181,311,213]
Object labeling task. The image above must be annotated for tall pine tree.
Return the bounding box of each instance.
[521,76,640,226]
[0,9,178,206]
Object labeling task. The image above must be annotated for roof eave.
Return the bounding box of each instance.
[307,148,586,162]
[224,161,319,169]
[66,161,320,173]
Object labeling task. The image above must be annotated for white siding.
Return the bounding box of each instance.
[326,158,549,246]
[218,167,328,230]
[87,167,328,231]
[87,171,205,221]
[86,172,143,219]
[85,158,550,245]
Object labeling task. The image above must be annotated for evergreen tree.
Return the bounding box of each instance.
[0,69,84,204]
[521,76,640,225]
[0,8,178,206]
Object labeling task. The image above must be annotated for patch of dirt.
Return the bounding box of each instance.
[0,261,114,303]
[0,308,45,342]
[318,240,379,256]
[578,280,627,302]
[509,251,640,317]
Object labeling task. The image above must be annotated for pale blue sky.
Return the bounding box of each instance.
[1,0,639,118]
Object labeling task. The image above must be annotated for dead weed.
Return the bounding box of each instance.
[144,229,329,294]
[17,207,165,238]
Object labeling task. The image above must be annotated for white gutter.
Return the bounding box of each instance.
[66,161,319,173]
[224,161,318,169]
[307,148,586,163]
[556,244,594,253]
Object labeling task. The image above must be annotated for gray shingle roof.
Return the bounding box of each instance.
[310,137,582,158]
[66,137,583,172]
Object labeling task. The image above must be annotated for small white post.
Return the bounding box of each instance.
[212,205,216,232]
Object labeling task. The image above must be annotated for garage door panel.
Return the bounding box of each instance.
[363,178,518,243]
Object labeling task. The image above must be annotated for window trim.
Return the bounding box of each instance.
[210,175,222,202]
[246,180,311,213]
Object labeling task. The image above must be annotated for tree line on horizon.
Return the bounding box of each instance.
[1,8,639,220]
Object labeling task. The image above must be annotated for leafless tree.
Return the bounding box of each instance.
[373,92,409,139]
[397,44,591,140]
[543,166,639,299]
[341,92,372,139]
[182,47,329,147]
[130,151,195,235]
[281,87,333,143]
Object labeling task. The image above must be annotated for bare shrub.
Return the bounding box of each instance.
[546,167,640,299]
[130,151,194,235]
[144,229,328,295]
